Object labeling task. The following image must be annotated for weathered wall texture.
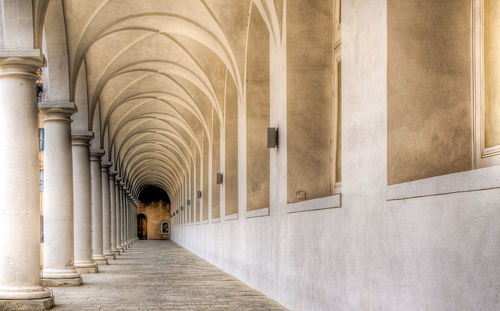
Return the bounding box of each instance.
[246,4,270,212]
[287,0,334,203]
[137,201,171,240]
[387,0,472,184]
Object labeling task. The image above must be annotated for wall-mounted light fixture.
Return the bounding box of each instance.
[216,173,223,185]
[187,200,191,206]
[197,190,202,198]
[267,127,279,148]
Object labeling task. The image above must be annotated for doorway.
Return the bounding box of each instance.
[137,214,147,240]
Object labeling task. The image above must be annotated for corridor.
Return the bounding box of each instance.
[50,241,286,310]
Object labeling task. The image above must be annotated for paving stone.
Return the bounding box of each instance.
[50,241,287,310]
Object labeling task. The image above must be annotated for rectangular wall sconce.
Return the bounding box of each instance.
[187,200,191,206]
[267,127,279,148]
[216,173,223,185]
[197,190,202,198]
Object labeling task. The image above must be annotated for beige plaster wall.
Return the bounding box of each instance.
[225,72,239,216]
[196,150,201,222]
[202,134,209,220]
[212,110,221,219]
[172,2,500,311]
[387,0,472,185]
[286,0,334,202]
[137,200,171,240]
[246,5,270,211]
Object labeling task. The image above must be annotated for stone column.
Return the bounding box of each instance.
[109,171,119,255]
[124,192,129,248]
[101,161,114,260]
[39,102,82,287]
[90,150,107,265]
[126,194,131,246]
[0,55,54,308]
[115,177,124,253]
[120,183,127,249]
[72,131,98,273]
[129,197,134,244]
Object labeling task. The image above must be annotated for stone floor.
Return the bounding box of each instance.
[50,240,286,310]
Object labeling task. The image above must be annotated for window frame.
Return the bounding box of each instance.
[473,0,500,168]
[332,47,342,194]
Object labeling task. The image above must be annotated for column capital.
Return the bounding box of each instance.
[109,171,118,178]
[0,50,44,80]
[90,149,105,161]
[72,130,94,146]
[115,176,122,184]
[38,102,77,121]
[101,161,112,172]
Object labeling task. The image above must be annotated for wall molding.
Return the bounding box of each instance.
[387,166,500,201]
[286,194,341,213]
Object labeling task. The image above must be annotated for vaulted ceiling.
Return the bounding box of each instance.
[41,0,281,199]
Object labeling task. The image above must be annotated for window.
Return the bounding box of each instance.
[474,0,500,167]
[39,128,45,151]
[36,83,43,103]
[161,221,169,234]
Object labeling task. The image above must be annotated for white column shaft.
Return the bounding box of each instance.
[41,103,81,284]
[115,180,123,252]
[0,56,51,300]
[90,150,106,264]
[101,163,112,258]
[72,132,98,272]
[109,174,117,253]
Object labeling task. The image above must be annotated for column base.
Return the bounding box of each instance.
[42,277,82,287]
[92,256,108,265]
[104,252,115,260]
[111,249,120,256]
[74,261,98,274]
[0,296,54,311]
[42,270,82,287]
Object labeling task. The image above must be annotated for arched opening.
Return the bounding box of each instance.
[137,214,147,240]
[161,221,170,234]
[137,185,171,240]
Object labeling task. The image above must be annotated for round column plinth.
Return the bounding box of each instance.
[92,256,108,265]
[0,286,51,300]
[74,260,98,274]
[0,297,54,311]
[42,270,82,287]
